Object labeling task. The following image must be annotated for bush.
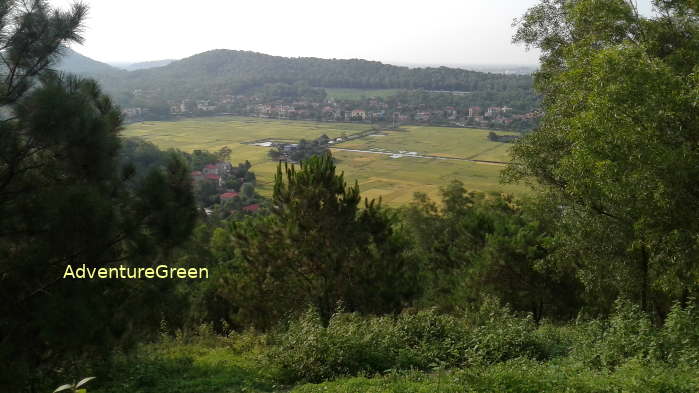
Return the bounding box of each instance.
[658,299,699,366]
[266,300,550,383]
[569,299,657,369]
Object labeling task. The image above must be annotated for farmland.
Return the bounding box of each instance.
[122,116,528,205]
[323,88,404,100]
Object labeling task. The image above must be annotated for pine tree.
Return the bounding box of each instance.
[0,2,197,389]
[227,153,418,328]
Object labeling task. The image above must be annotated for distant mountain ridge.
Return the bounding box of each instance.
[54,48,124,75]
[56,49,537,108]
[119,59,176,71]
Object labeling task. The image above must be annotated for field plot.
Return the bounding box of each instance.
[323,88,403,100]
[122,117,527,205]
[337,126,519,163]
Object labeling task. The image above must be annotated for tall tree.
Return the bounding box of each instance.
[506,0,699,313]
[223,153,418,328]
[0,1,197,389]
[402,182,581,320]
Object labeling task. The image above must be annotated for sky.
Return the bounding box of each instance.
[48,0,655,66]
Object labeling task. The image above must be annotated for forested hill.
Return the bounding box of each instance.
[64,49,535,101]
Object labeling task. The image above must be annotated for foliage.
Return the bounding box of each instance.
[254,82,327,102]
[219,153,419,328]
[0,2,197,390]
[54,377,96,393]
[266,300,548,384]
[81,306,699,392]
[402,181,581,320]
[507,0,699,312]
[569,298,699,370]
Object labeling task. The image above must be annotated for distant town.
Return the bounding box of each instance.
[121,90,542,131]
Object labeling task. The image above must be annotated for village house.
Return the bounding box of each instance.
[415,111,432,122]
[486,106,504,117]
[197,100,217,111]
[220,191,239,202]
[122,107,143,117]
[216,162,232,174]
[242,203,260,212]
[351,109,367,120]
[205,173,223,187]
[202,164,219,176]
[445,107,458,120]
[191,171,205,183]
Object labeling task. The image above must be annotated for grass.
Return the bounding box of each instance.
[122,116,528,205]
[93,343,278,393]
[289,360,699,393]
[323,88,404,100]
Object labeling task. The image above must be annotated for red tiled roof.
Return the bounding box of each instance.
[191,171,203,176]
[205,174,220,180]
[220,192,239,199]
[242,204,260,212]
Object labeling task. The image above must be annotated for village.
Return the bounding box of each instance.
[189,160,262,215]
[120,88,542,131]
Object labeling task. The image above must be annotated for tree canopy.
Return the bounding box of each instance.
[506,0,699,312]
[0,1,197,389]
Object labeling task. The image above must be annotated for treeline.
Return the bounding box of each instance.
[253,82,327,102]
[182,159,580,331]
[384,88,538,113]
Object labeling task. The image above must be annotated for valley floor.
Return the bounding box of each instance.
[122,116,528,206]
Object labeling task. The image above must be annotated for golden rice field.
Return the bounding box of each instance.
[122,116,529,205]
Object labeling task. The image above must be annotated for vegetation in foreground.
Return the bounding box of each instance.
[89,300,698,393]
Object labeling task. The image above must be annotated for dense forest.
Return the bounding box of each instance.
[2,0,699,392]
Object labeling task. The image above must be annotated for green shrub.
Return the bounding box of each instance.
[463,299,546,364]
[267,301,550,383]
[658,299,699,366]
[569,299,656,369]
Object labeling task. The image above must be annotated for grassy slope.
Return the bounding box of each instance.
[122,117,528,205]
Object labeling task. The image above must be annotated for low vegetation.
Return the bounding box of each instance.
[86,300,699,393]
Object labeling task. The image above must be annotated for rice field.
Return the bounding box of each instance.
[122,116,529,205]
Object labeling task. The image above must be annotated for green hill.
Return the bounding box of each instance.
[57,49,537,108]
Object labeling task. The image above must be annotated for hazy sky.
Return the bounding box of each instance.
[48,0,655,66]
